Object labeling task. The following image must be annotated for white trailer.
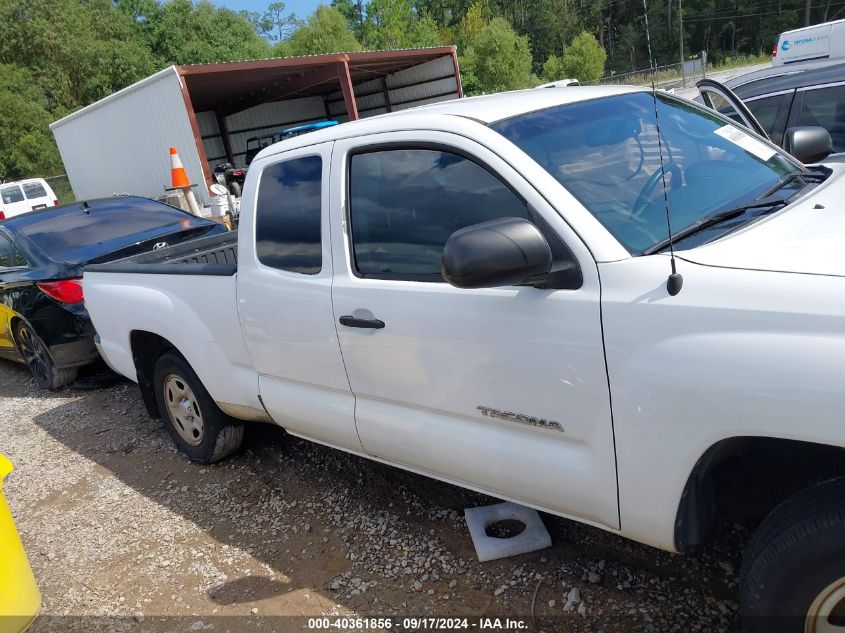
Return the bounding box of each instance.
[50,48,463,205]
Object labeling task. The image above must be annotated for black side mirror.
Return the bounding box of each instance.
[442,217,552,289]
[784,126,833,164]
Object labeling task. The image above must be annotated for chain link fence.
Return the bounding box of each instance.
[42,174,75,204]
[583,52,708,91]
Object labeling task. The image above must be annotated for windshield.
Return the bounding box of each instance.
[491,92,801,254]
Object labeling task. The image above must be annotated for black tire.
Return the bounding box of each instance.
[741,477,845,633]
[153,351,243,463]
[228,181,241,197]
[13,321,77,390]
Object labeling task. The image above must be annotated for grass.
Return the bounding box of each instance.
[707,51,771,72]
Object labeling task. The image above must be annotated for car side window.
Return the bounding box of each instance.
[348,147,576,283]
[745,93,792,144]
[0,235,27,269]
[255,155,322,275]
[797,85,845,153]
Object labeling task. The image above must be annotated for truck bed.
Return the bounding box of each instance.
[85,231,238,276]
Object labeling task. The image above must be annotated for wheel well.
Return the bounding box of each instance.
[675,437,845,551]
[130,331,175,419]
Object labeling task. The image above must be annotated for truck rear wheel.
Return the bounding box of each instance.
[153,351,243,463]
[741,477,845,633]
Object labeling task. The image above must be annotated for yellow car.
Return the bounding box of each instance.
[0,455,40,633]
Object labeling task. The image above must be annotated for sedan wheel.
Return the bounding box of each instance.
[17,324,52,386]
[13,322,77,390]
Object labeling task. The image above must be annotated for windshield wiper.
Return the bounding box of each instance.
[643,194,789,255]
[762,167,830,198]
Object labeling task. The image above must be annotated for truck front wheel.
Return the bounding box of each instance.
[741,477,845,633]
[153,352,243,463]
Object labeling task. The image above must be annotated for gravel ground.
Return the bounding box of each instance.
[1,359,747,632]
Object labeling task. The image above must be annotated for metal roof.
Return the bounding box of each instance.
[179,48,458,114]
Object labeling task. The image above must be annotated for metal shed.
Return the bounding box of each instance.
[50,47,463,205]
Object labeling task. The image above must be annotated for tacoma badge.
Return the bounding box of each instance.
[476,406,564,432]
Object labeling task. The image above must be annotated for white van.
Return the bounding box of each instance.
[0,178,59,220]
[773,18,845,66]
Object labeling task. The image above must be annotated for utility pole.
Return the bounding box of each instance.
[805,0,812,26]
[679,0,685,87]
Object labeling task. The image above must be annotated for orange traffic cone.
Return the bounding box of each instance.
[169,146,200,215]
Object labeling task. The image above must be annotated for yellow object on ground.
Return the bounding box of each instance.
[0,454,40,633]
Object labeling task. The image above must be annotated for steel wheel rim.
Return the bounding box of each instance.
[806,577,845,633]
[17,325,52,386]
[163,374,204,446]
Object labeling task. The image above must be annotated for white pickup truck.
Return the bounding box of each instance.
[84,86,845,631]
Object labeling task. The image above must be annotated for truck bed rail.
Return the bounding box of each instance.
[85,231,237,276]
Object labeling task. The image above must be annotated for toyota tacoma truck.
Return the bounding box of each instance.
[84,86,845,631]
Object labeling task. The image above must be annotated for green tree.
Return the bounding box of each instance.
[280,5,362,56]
[463,17,532,93]
[0,65,62,180]
[331,0,365,36]
[456,0,486,52]
[259,2,299,42]
[559,31,607,83]
[363,0,441,49]
[144,0,271,65]
[541,53,564,82]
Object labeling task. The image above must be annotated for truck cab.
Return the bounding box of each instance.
[84,86,845,631]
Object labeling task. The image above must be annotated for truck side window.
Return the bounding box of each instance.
[0,235,26,269]
[349,148,563,282]
[255,155,322,274]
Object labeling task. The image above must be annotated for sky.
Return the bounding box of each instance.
[214,0,322,18]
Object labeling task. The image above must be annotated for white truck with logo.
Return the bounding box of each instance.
[773,18,845,65]
[84,86,845,631]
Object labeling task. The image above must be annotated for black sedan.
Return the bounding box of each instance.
[0,196,227,389]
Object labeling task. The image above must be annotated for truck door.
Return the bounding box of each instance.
[237,141,361,451]
[329,132,619,529]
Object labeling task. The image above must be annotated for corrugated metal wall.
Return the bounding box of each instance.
[197,96,327,170]
[50,68,211,204]
[203,55,459,170]
[327,56,459,121]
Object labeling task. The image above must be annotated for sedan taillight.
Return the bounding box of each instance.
[53,199,59,206]
[0,210,5,221]
[37,279,84,304]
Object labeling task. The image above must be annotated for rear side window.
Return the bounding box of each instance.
[22,182,48,199]
[0,234,26,268]
[745,93,792,143]
[1,186,23,205]
[797,85,845,152]
[348,148,531,280]
[255,155,322,274]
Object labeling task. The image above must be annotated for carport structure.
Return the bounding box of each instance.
[51,47,463,204]
[180,47,463,180]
